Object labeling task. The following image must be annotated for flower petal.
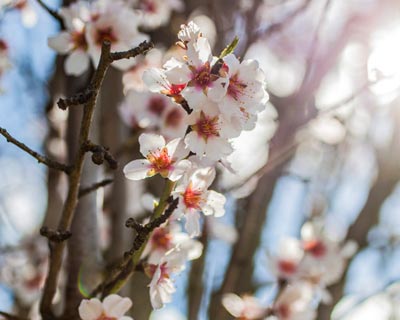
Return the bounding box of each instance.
[65,50,90,76]
[185,210,201,237]
[123,159,152,180]
[103,294,132,318]
[78,298,103,320]
[168,159,191,181]
[139,133,166,157]
[48,32,73,54]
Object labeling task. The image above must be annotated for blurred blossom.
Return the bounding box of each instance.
[308,116,346,145]
[368,24,400,101]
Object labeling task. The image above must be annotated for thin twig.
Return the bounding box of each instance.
[125,197,179,255]
[0,127,72,174]
[35,0,64,28]
[110,41,154,61]
[79,178,114,198]
[39,40,153,320]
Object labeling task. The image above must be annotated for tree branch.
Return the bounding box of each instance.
[78,178,114,198]
[0,127,72,174]
[35,0,64,29]
[39,40,153,320]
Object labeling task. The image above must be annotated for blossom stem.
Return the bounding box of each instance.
[98,179,177,297]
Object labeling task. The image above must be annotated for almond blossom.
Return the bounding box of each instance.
[78,294,133,320]
[131,0,184,30]
[171,36,228,108]
[269,238,304,281]
[85,1,148,70]
[222,293,268,320]
[184,102,238,161]
[141,223,203,264]
[142,63,187,103]
[272,282,316,320]
[48,2,90,76]
[146,248,187,309]
[219,54,269,130]
[123,133,191,181]
[299,221,357,287]
[173,166,226,236]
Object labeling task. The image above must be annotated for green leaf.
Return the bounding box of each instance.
[219,36,239,58]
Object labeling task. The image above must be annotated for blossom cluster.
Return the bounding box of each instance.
[116,21,271,310]
[222,220,357,319]
[47,0,183,76]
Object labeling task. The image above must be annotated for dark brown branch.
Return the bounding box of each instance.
[125,196,179,256]
[57,89,95,110]
[35,0,64,29]
[0,127,72,174]
[40,40,153,320]
[40,226,72,243]
[110,41,154,61]
[0,311,27,320]
[78,178,114,198]
[83,141,118,169]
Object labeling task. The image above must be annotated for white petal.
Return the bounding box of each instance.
[48,32,73,54]
[181,86,208,110]
[78,299,103,320]
[123,159,152,180]
[103,294,132,317]
[222,293,244,317]
[139,133,166,156]
[169,159,191,181]
[143,68,170,93]
[223,54,240,75]
[65,50,90,76]
[184,132,206,156]
[166,138,189,160]
[203,190,226,217]
[204,138,233,161]
[164,60,191,84]
[185,211,201,237]
[207,77,228,102]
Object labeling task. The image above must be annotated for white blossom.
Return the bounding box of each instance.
[173,167,226,236]
[78,294,133,320]
[123,133,191,181]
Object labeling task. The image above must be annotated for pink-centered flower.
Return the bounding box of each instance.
[299,221,356,286]
[273,282,316,320]
[85,1,148,70]
[184,102,237,161]
[131,0,184,29]
[78,294,133,320]
[219,54,269,131]
[123,133,190,181]
[269,238,304,281]
[48,1,91,76]
[146,248,187,309]
[142,223,203,264]
[173,167,226,236]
